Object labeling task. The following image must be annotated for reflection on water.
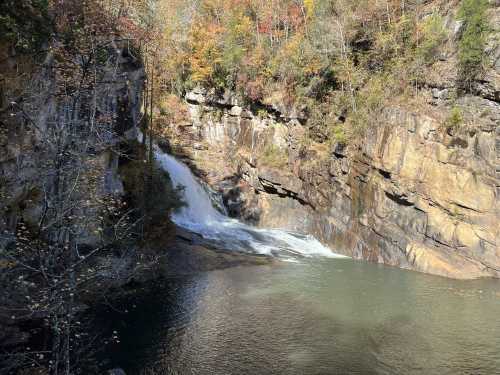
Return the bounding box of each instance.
[101,259,500,375]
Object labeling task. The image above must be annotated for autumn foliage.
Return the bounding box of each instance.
[151,0,480,143]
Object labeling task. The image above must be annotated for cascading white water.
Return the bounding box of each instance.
[155,148,346,259]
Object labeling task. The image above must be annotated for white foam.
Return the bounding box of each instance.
[155,149,348,259]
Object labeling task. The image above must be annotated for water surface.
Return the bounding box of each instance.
[103,259,500,375]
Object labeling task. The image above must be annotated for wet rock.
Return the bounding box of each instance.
[158,139,172,154]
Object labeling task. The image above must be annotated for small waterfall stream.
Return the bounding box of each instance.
[154,148,346,259]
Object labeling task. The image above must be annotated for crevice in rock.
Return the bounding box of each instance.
[385,192,414,207]
[424,234,454,249]
[452,202,482,213]
[258,177,315,209]
[378,169,392,179]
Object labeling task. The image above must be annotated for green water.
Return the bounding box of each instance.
[102,259,500,374]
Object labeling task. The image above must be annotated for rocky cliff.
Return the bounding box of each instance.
[0,37,149,358]
[168,54,499,279]
[0,40,144,248]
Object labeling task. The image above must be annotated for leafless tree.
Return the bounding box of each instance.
[0,2,146,373]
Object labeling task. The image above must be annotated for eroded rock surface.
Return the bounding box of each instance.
[169,84,499,279]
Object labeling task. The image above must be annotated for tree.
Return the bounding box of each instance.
[187,21,226,87]
[457,0,490,91]
[304,0,315,20]
[0,1,145,373]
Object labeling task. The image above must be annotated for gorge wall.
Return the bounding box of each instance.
[0,42,144,248]
[168,79,499,279]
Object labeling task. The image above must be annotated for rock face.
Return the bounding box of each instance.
[167,5,500,280]
[170,82,499,279]
[0,41,144,247]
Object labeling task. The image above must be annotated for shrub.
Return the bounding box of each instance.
[260,144,288,168]
[347,75,386,138]
[373,14,415,62]
[417,13,448,63]
[445,106,463,131]
[457,0,490,91]
[256,109,268,119]
[330,125,347,145]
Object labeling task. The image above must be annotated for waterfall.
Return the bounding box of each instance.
[155,149,346,259]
